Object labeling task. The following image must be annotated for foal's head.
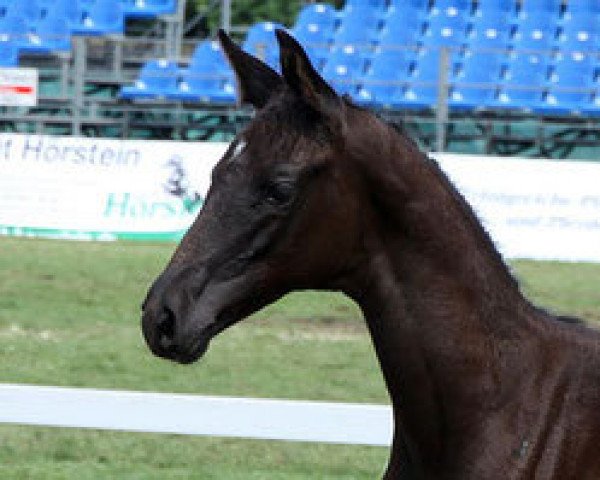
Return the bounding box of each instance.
[142,30,379,364]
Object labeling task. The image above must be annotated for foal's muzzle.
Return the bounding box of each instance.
[141,269,215,364]
[142,305,211,364]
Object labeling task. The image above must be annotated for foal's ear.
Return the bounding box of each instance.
[217,29,283,109]
[275,29,343,131]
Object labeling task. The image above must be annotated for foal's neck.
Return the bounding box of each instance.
[348,121,522,315]
[344,121,537,467]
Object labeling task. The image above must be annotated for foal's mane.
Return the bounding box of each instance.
[344,100,521,293]
[351,102,587,328]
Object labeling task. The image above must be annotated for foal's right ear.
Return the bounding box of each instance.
[275,29,344,135]
[217,29,283,109]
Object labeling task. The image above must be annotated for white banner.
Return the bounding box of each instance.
[436,154,600,263]
[0,134,227,241]
[0,134,598,262]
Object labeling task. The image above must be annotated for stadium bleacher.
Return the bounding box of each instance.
[1,0,596,116]
[0,0,599,157]
[121,0,177,19]
[117,0,600,118]
[0,0,176,66]
[163,40,235,103]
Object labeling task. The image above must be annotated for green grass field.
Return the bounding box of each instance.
[1,237,599,479]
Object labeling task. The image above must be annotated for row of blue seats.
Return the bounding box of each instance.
[357,49,600,115]
[235,3,600,85]
[120,34,600,116]
[120,2,600,116]
[347,0,599,16]
[119,20,292,103]
[0,0,176,22]
[292,1,600,57]
[120,41,235,103]
[0,0,177,66]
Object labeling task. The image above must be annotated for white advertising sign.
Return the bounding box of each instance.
[0,134,598,263]
[0,68,38,107]
[436,154,600,263]
[0,134,227,241]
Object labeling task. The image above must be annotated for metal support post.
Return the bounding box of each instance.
[165,0,186,60]
[436,47,449,153]
[113,37,123,77]
[59,54,70,98]
[221,0,231,33]
[72,36,86,137]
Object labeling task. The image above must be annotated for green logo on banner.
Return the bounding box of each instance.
[103,193,199,219]
[163,155,204,213]
[103,156,205,219]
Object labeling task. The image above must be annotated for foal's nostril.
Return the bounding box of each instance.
[157,307,177,349]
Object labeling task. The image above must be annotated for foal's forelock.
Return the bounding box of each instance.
[232,98,335,168]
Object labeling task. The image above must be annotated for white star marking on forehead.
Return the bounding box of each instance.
[229,138,247,163]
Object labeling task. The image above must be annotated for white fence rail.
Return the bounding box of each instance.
[0,384,392,446]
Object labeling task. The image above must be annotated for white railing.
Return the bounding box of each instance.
[0,383,393,446]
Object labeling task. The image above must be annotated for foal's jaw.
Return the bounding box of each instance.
[141,265,269,364]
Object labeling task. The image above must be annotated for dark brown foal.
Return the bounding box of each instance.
[142,30,600,479]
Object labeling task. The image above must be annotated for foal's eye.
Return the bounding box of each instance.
[263,180,295,206]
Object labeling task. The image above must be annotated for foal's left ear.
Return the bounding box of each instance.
[218,29,283,109]
[275,29,343,133]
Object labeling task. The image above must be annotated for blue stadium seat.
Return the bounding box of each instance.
[564,0,600,15]
[73,0,124,36]
[421,4,468,47]
[292,4,335,68]
[535,52,597,115]
[242,22,282,70]
[188,39,228,68]
[473,0,517,18]
[511,15,557,57]
[558,14,599,53]
[0,40,19,66]
[345,0,386,8]
[334,2,383,46]
[168,67,235,104]
[22,15,71,53]
[321,44,365,96]
[0,0,40,22]
[0,15,28,47]
[356,47,413,107]
[377,4,424,47]
[120,0,176,18]
[120,59,179,99]
[387,0,429,12]
[166,40,236,104]
[449,53,502,110]
[518,0,562,17]
[38,0,79,25]
[491,54,548,111]
[466,17,512,50]
[294,3,336,30]
[390,48,457,109]
[429,0,471,16]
